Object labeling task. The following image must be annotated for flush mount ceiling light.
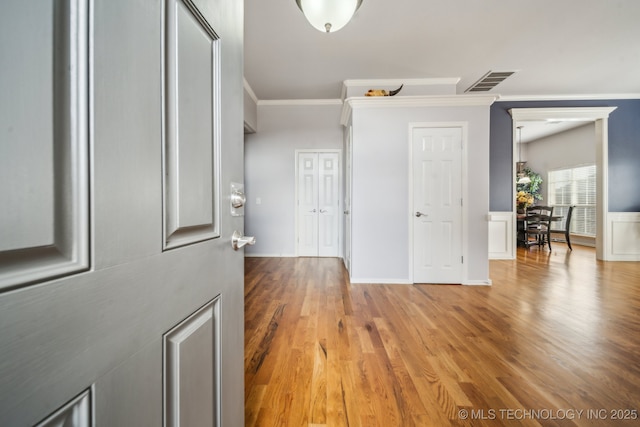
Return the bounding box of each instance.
[295,0,363,33]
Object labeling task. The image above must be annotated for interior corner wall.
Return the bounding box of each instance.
[243,103,343,256]
[349,105,491,284]
[525,123,596,201]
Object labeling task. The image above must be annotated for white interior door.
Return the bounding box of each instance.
[412,127,463,283]
[344,128,353,271]
[0,1,244,425]
[297,151,340,257]
[297,153,320,256]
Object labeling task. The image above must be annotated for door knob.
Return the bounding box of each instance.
[319,209,327,213]
[309,209,317,213]
[231,230,256,250]
[415,211,427,217]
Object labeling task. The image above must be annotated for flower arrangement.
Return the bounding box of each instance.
[516,166,543,202]
[516,191,534,212]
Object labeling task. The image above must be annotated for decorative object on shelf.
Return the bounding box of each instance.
[295,0,363,33]
[364,84,404,97]
[516,190,534,213]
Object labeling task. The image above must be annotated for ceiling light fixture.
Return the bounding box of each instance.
[516,126,531,184]
[295,0,363,33]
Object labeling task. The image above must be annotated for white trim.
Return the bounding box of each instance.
[341,94,498,126]
[498,93,640,102]
[244,253,298,258]
[408,122,469,285]
[509,107,617,261]
[258,99,343,106]
[509,107,617,121]
[463,279,492,286]
[243,77,258,105]
[349,278,413,285]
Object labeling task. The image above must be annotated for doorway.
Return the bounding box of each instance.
[510,107,617,260]
[296,150,341,257]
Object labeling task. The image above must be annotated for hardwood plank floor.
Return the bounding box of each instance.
[244,246,640,426]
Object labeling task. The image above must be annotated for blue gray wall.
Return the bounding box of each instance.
[490,99,640,212]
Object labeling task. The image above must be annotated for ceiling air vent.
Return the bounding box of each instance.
[465,71,516,92]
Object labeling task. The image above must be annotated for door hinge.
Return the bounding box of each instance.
[461,256,464,263]
[460,198,463,206]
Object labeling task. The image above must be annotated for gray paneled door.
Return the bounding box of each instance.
[0,0,245,425]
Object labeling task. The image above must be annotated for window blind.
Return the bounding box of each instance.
[548,165,596,237]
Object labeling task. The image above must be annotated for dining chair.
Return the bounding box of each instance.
[524,205,554,251]
[549,205,574,251]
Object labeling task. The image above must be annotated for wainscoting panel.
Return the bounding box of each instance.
[608,212,640,261]
[488,212,515,259]
[163,0,221,250]
[164,297,221,427]
[0,0,90,292]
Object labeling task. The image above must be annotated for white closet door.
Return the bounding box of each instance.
[296,152,340,257]
[297,153,320,256]
[318,153,340,256]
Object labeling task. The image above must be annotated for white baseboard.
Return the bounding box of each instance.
[244,253,296,258]
[349,278,413,285]
[463,279,492,286]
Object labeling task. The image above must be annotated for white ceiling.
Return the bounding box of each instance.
[244,0,640,101]
[517,120,592,144]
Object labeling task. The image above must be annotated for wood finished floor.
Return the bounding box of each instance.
[244,246,640,426]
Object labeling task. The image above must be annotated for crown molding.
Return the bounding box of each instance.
[508,106,618,121]
[497,93,640,102]
[340,94,498,126]
[257,99,343,106]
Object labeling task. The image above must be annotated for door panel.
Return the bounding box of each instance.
[297,153,319,256]
[164,298,220,427]
[0,0,244,425]
[318,153,340,256]
[413,127,463,283]
[164,0,220,250]
[35,389,91,427]
[0,0,89,292]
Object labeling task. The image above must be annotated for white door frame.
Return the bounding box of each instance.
[509,107,617,260]
[408,122,469,284]
[294,149,343,257]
